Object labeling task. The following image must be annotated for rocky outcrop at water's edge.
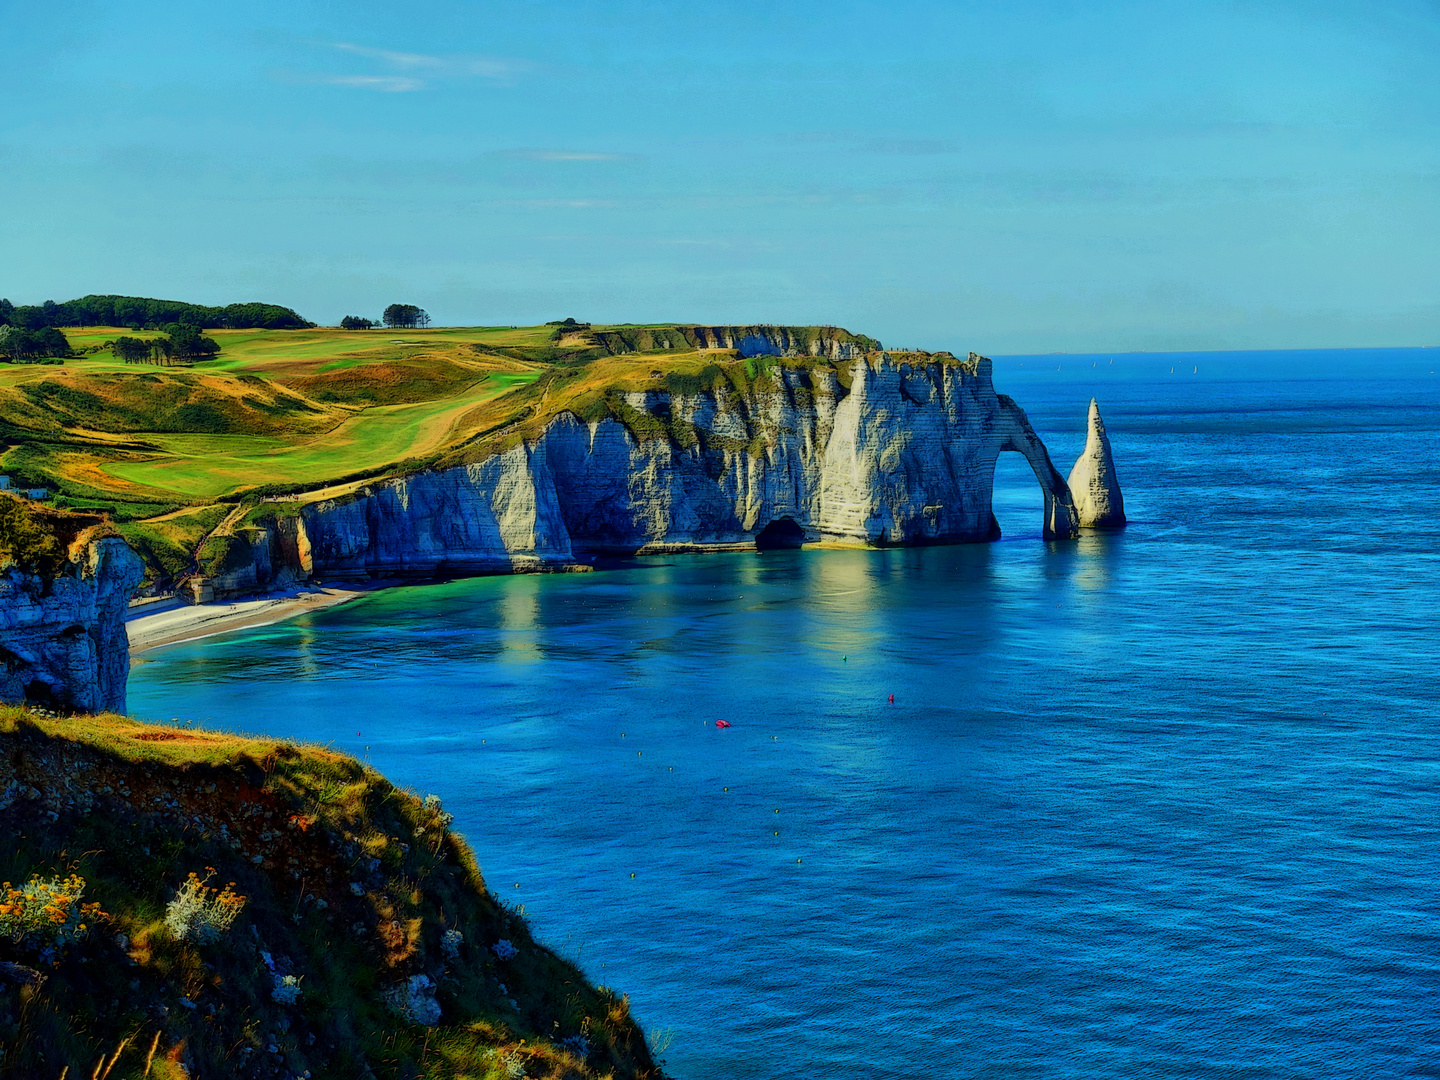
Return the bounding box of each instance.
[0,535,144,713]
[1067,397,1126,530]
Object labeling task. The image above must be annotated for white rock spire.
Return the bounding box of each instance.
[1067,398,1126,529]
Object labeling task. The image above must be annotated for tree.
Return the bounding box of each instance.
[382,304,428,330]
[110,336,151,364]
[159,323,221,360]
[0,325,69,362]
[340,315,376,330]
[3,294,314,330]
[0,299,13,327]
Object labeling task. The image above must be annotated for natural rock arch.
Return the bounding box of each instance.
[993,396,1081,540]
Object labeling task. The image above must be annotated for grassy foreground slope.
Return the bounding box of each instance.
[0,322,881,586]
[0,707,662,1080]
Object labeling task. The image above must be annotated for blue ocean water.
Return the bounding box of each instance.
[130,349,1440,1079]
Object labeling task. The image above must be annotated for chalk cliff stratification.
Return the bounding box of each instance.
[225,353,1083,586]
[1067,398,1126,530]
[591,324,877,360]
[0,535,144,713]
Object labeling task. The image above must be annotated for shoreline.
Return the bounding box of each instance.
[122,538,964,657]
[126,584,375,656]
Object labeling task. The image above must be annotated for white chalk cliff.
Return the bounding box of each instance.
[1067,398,1126,529]
[0,536,144,712]
[219,353,1111,589]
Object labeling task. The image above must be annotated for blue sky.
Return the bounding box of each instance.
[2,0,1438,351]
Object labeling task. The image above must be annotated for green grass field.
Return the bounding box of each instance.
[106,372,538,498]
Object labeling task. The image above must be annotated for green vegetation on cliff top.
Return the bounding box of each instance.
[0,705,663,1079]
[0,320,898,584]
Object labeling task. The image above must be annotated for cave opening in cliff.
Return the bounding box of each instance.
[755,517,806,550]
[23,678,61,712]
[992,451,1045,540]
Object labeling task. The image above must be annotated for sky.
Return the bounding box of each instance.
[2,0,1438,353]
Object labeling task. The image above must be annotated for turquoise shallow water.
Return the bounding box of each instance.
[131,350,1440,1079]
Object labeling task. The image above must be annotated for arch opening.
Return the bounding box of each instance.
[991,450,1047,541]
[755,517,805,550]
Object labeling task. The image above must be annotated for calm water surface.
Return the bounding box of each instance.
[132,350,1440,1079]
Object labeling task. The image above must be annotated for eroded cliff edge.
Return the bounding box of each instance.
[213,352,1085,589]
[0,496,143,712]
[0,708,662,1079]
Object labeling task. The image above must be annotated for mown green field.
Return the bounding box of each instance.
[106,371,537,498]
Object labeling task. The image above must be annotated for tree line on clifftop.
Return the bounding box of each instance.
[0,294,312,331]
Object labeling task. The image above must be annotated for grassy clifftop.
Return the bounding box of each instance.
[0,707,663,1080]
[0,321,908,586]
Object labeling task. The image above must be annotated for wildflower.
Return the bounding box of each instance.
[422,794,455,830]
[164,872,247,944]
[0,873,105,948]
[492,938,518,961]
[271,973,302,1005]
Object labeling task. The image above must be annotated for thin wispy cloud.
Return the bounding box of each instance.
[316,74,424,93]
[321,42,533,90]
[333,43,447,70]
[499,150,634,162]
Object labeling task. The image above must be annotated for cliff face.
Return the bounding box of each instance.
[227,354,1082,585]
[0,536,144,713]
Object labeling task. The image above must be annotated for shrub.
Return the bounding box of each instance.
[0,873,104,947]
[271,973,302,1004]
[163,872,247,944]
[382,973,442,1025]
[0,494,67,578]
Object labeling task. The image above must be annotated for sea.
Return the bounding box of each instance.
[130,348,1440,1079]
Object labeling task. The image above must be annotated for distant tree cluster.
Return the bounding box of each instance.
[383,304,430,329]
[109,323,221,365]
[0,294,313,331]
[0,325,70,363]
[340,316,377,330]
[546,317,591,341]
